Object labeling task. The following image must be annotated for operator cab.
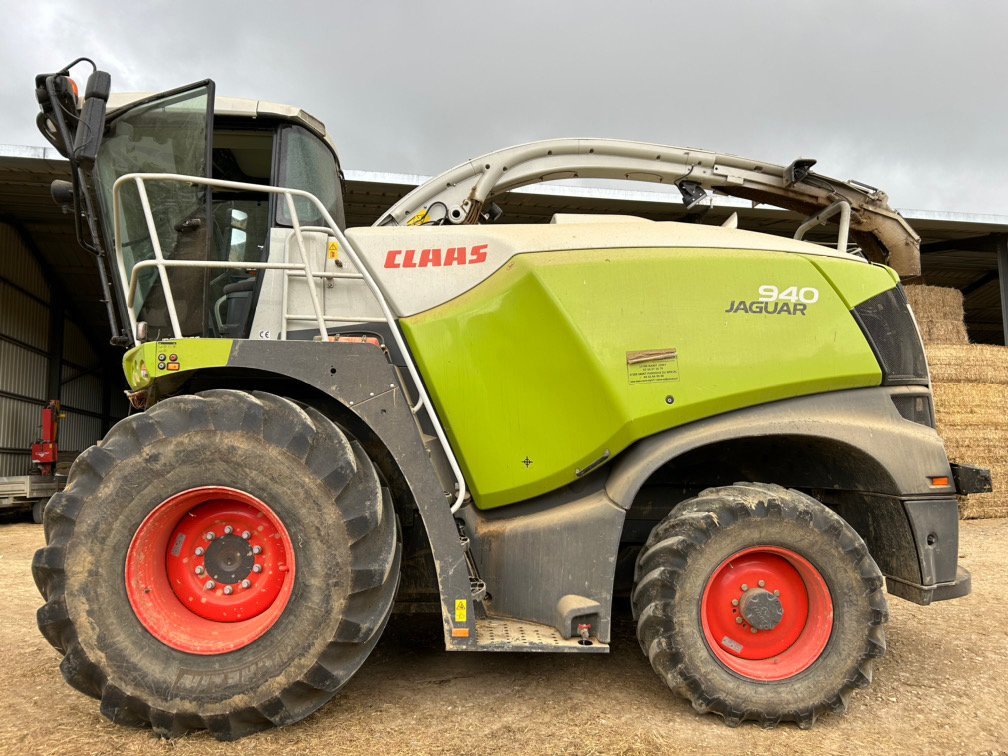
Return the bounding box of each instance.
[64,78,346,343]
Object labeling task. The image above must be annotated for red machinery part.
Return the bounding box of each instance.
[31,401,61,475]
[700,546,833,681]
[125,486,296,655]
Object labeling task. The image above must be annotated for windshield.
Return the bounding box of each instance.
[96,83,213,339]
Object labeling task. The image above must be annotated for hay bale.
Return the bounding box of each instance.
[929,371,1008,520]
[904,285,969,345]
[925,344,1008,384]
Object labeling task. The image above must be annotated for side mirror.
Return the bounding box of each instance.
[72,70,111,169]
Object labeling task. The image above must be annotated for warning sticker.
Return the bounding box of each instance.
[627,349,679,384]
[406,209,431,226]
[327,240,340,261]
[454,599,467,623]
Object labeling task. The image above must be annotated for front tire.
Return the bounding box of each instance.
[632,483,887,728]
[32,390,400,740]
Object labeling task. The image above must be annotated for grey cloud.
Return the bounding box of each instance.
[2,0,1005,213]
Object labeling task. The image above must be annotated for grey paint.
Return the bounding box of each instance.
[459,472,623,643]
[605,385,955,507]
[225,339,478,649]
[219,343,968,647]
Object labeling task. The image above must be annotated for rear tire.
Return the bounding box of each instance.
[32,390,400,740]
[32,498,45,524]
[632,483,887,728]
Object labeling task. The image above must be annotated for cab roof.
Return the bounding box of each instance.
[106,92,340,158]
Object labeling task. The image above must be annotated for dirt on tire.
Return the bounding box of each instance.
[1,518,1007,754]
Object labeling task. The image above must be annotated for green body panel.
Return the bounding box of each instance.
[123,339,233,391]
[402,247,896,510]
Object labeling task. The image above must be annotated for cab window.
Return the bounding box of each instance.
[276,125,345,229]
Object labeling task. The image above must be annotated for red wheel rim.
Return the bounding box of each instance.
[700,546,832,681]
[125,486,296,655]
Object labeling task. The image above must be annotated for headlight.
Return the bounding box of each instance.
[852,286,929,385]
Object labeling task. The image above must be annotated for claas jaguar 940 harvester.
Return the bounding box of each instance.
[30,58,990,740]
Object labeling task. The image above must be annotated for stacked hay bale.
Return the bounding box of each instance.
[905,285,1007,519]
[904,285,969,345]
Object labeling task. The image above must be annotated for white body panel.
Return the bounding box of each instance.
[343,220,863,318]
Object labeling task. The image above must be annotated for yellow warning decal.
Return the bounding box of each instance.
[407,209,431,226]
[454,599,467,623]
[327,240,340,260]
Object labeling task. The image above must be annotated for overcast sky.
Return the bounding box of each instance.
[2,1,1005,214]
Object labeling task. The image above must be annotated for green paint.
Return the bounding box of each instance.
[803,256,898,309]
[403,248,892,510]
[123,339,233,390]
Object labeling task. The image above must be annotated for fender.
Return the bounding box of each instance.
[605,384,954,506]
[125,337,478,649]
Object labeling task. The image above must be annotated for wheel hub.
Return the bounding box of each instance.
[739,587,784,631]
[203,534,255,584]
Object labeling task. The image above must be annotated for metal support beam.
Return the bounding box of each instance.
[998,234,1008,346]
[962,270,999,297]
[921,233,999,255]
[47,299,64,401]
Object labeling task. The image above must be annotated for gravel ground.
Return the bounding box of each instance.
[1,518,1006,755]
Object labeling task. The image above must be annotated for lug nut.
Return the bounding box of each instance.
[735,616,743,624]
[242,530,251,540]
[224,525,233,535]
[195,547,205,556]
[223,585,233,595]
[758,580,765,588]
[241,579,251,589]
[731,598,739,606]
[774,590,780,596]
[204,580,216,590]
[195,566,205,576]
[252,564,262,573]
[205,531,215,541]
[252,545,262,555]
[741,583,749,592]
[750,627,758,634]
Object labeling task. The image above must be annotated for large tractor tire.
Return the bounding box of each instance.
[32,390,400,740]
[632,483,887,728]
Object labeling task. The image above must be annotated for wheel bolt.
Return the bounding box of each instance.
[252,564,262,573]
[758,580,765,588]
[750,627,758,634]
[731,598,739,606]
[205,531,215,541]
[223,585,233,595]
[252,545,262,555]
[774,590,780,597]
[224,525,233,535]
[204,580,216,590]
[195,566,205,576]
[195,547,205,556]
[735,616,743,624]
[242,530,251,540]
[241,579,251,589]
[741,583,749,592]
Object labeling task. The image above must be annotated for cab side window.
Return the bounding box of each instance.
[276,125,346,230]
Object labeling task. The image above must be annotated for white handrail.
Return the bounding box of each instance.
[111,172,469,512]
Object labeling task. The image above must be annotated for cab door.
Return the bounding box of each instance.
[94,82,215,341]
